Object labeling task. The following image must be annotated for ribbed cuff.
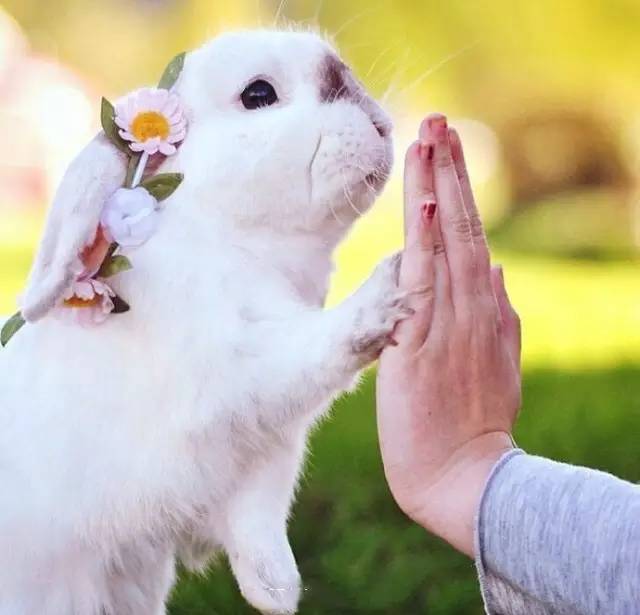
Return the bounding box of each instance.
[474,449,560,615]
[474,448,525,611]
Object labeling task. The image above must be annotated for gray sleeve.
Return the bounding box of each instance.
[474,449,640,615]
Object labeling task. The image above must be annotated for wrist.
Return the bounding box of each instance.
[413,432,514,557]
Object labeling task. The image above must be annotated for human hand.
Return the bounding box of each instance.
[376,114,522,556]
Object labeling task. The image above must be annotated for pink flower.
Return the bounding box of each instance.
[55,279,115,326]
[100,187,159,248]
[114,87,186,156]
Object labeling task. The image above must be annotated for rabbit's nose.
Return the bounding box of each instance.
[366,101,393,139]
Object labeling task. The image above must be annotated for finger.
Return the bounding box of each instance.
[401,139,451,315]
[396,143,436,345]
[448,128,492,290]
[491,265,521,368]
[420,114,475,310]
[419,144,452,327]
[395,204,437,347]
[402,141,434,238]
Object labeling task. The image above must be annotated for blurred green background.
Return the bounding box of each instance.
[1,0,639,613]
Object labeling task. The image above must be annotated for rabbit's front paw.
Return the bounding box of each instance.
[348,253,414,362]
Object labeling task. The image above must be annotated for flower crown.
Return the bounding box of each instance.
[2,53,187,346]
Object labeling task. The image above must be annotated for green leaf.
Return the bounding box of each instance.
[158,52,186,90]
[111,294,130,314]
[101,97,130,154]
[140,173,184,201]
[1,311,25,347]
[98,255,132,278]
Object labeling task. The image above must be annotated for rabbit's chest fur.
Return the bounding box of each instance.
[0,222,335,555]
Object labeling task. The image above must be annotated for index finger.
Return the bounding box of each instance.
[395,141,436,347]
[420,114,475,309]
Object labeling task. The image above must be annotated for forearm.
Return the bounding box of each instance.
[475,450,640,615]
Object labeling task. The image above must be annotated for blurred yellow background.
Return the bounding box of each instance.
[0,2,639,612]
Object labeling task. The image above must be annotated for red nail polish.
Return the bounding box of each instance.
[427,145,434,161]
[432,117,448,140]
[422,202,437,223]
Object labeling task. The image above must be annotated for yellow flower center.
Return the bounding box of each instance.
[130,111,170,142]
[64,296,100,309]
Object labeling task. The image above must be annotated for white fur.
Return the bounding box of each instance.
[0,30,408,615]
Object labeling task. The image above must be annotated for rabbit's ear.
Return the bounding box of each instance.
[20,134,127,322]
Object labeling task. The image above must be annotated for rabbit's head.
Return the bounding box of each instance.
[173,29,393,232]
[20,29,393,322]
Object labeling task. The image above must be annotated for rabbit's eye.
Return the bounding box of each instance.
[240,79,278,110]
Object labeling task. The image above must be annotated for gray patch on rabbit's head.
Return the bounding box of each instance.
[318,54,350,102]
[318,52,390,138]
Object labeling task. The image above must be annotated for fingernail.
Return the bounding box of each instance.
[421,201,437,223]
[430,117,448,140]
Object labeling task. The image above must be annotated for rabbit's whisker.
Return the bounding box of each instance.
[367,60,399,90]
[312,0,324,26]
[273,0,288,25]
[329,83,349,104]
[365,43,396,79]
[397,42,479,99]
[331,6,379,41]
[357,170,377,196]
[328,198,346,226]
[380,49,411,106]
[340,166,364,217]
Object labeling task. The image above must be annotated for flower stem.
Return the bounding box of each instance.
[131,151,150,188]
[124,154,140,188]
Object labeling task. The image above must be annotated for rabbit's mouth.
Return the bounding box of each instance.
[364,169,387,191]
[363,145,393,192]
[365,152,393,189]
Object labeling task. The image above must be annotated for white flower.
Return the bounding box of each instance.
[115,87,187,156]
[56,279,115,326]
[101,187,159,248]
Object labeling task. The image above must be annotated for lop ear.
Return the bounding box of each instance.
[21,134,127,322]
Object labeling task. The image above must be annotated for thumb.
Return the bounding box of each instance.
[491,265,521,368]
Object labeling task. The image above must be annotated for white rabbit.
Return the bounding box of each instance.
[0,29,413,615]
